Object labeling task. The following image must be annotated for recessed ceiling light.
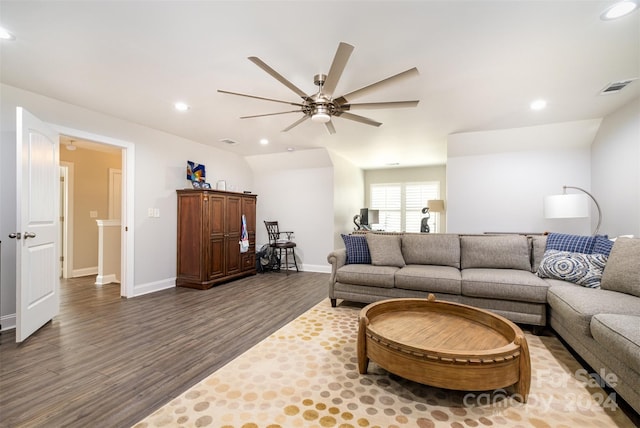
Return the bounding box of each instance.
[174,102,190,112]
[601,0,638,20]
[287,147,295,152]
[0,27,15,40]
[530,99,547,111]
[260,138,269,145]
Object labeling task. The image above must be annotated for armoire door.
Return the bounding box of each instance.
[207,194,226,280]
[225,195,242,275]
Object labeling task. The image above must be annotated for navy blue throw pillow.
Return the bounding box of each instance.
[341,234,371,264]
[593,235,614,256]
[545,233,597,254]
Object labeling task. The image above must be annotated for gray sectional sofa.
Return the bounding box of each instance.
[327,232,640,415]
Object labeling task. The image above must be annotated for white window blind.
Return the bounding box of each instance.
[371,184,401,231]
[370,182,440,232]
[406,183,439,233]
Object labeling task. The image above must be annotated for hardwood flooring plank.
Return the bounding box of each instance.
[0,271,328,427]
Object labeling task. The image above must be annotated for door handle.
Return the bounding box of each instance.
[24,232,36,239]
[8,232,21,239]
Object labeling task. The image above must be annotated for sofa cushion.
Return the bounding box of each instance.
[545,232,596,254]
[366,233,405,268]
[591,314,640,375]
[341,234,371,265]
[537,249,607,288]
[401,234,460,268]
[461,268,549,303]
[547,285,640,337]
[600,237,640,297]
[531,235,548,273]
[395,265,462,295]
[336,264,398,288]
[460,235,531,271]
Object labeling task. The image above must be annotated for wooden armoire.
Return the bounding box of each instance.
[176,189,257,289]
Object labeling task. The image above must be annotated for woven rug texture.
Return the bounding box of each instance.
[133,299,634,428]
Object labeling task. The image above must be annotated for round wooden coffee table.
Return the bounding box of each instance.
[358,295,531,402]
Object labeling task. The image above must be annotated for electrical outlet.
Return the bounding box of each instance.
[148,208,153,217]
[89,210,98,218]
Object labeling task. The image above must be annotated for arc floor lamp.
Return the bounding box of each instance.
[544,185,602,235]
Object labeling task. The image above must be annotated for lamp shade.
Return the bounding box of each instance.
[544,194,589,218]
[427,199,445,213]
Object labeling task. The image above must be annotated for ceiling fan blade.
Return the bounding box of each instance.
[240,110,302,119]
[282,115,310,132]
[248,56,310,100]
[343,100,420,110]
[324,120,336,135]
[322,42,354,97]
[336,112,382,127]
[218,90,305,107]
[335,67,419,104]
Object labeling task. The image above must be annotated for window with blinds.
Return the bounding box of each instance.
[370,182,440,232]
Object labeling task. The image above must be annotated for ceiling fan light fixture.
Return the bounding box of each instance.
[312,106,331,123]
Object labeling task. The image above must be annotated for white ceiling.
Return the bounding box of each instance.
[1,1,638,169]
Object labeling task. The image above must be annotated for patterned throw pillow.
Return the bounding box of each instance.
[545,233,597,254]
[537,249,608,288]
[341,234,371,264]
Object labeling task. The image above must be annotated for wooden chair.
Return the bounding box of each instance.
[264,221,299,273]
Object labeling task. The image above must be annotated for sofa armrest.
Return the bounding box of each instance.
[327,249,347,283]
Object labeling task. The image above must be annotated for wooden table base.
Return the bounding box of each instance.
[358,295,531,402]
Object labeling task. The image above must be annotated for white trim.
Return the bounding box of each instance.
[298,264,331,274]
[60,161,74,279]
[95,273,119,286]
[72,266,98,277]
[133,277,176,297]
[1,313,16,331]
[52,125,135,298]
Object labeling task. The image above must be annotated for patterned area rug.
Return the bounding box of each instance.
[133,299,634,427]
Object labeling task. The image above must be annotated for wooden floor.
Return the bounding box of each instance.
[0,271,329,428]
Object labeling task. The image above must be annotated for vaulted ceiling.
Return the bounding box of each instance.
[1,1,638,169]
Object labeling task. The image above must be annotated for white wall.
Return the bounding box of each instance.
[328,151,364,250]
[246,149,335,273]
[591,97,640,237]
[0,84,254,323]
[447,121,598,234]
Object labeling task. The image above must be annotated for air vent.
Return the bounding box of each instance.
[220,138,238,145]
[600,78,637,95]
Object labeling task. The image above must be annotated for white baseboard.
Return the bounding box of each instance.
[300,264,331,274]
[133,277,176,297]
[72,266,98,278]
[95,273,119,285]
[1,313,16,331]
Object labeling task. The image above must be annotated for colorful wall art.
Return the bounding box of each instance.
[187,161,206,182]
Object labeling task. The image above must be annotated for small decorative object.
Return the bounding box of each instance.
[191,181,201,189]
[187,161,206,182]
[201,182,211,189]
[216,180,226,191]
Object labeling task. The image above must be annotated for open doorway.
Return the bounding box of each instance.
[56,130,134,298]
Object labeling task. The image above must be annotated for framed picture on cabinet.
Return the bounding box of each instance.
[201,182,211,189]
[191,181,202,189]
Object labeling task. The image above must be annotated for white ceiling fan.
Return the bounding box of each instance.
[218,42,420,134]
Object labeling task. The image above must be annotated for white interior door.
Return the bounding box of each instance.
[15,107,60,342]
